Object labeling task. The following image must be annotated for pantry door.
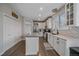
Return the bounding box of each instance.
[3,15,16,51]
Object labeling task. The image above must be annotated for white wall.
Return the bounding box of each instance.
[0,13,3,55]
[0,4,21,19]
[23,17,33,36]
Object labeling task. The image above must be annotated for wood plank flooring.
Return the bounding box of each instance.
[2,37,59,56]
[39,37,59,56]
[2,40,25,56]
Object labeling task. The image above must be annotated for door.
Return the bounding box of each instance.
[53,36,59,52]
[48,33,54,47]
[3,16,16,51]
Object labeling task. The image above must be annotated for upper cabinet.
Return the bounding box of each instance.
[65,3,79,26]
[74,3,79,26]
[65,3,74,26]
[52,3,79,31]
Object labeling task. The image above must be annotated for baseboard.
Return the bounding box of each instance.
[2,40,25,56]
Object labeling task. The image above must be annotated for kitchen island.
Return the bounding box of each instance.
[25,33,43,56]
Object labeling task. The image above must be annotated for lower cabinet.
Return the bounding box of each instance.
[48,33,66,56]
[53,37,59,53]
[53,36,66,56]
[25,37,39,55]
[47,33,66,55]
[49,34,79,56]
[48,33,54,47]
[57,38,66,56]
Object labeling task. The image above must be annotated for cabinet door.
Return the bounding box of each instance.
[50,34,54,47]
[3,16,18,51]
[58,39,66,56]
[66,3,74,26]
[74,3,79,26]
[48,33,53,47]
[53,37,59,52]
[26,37,39,55]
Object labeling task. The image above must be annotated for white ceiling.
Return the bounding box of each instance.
[10,3,64,21]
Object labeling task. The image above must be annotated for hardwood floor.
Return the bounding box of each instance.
[2,37,59,56]
[39,37,59,56]
[2,40,25,56]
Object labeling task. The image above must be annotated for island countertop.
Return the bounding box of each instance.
[25,32,43,37]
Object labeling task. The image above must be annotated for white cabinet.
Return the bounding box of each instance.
[0,12,22,55]
[53,37,59,53]
[52,3,79,30]
[65,3,79,26]
[48,33,54,47]
[65,3,74,26]
[74,3,79,26]
[25,37,39,55]
[58,38,66,56]
[53,34,79,56]
[53,36,66,56]
[48,33,66,56]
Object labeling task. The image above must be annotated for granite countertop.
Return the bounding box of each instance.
[26,35,41,37]
[25,32,43,37]
[51,32,79,41]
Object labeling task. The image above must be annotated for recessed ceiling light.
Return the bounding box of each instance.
[40,7,43,11]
